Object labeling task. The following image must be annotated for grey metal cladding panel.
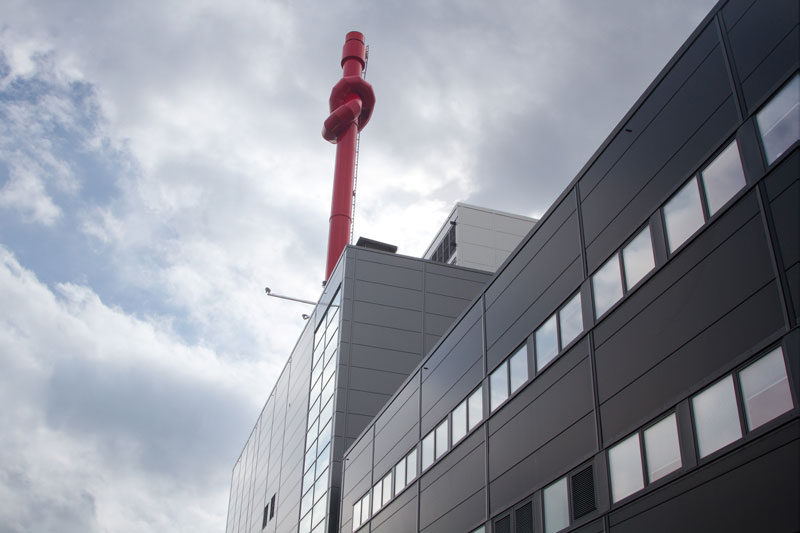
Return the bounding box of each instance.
[423,312,458,338]
[371,484,418,533]
[489,413,595,515]
[374,421,419,481]
[487,256,582,372]
[594,192,777,403]
[424,334,441,354]
[572,519,605,533]
[722,0,755,28]
[727,0,798,81]
[422,358,482,436]
[354,257,424,291]
[585,96,739,273]
[342,431,373,500]
[420,491,486,533]
[419,434,486,530]
[374,381,419,452]
[485,211,580,350]
[350,321,421,355]
[608,421,800,533]
[355,247,424,270]
[581,45,734,250]
[347,412,381,440]
[767,174,800,271]
[578,23,720,200]
[425,260,493,283]
[424,292,473,318]
[351,300,423,332]
[765,150,799,201]
[349,366,409,396]
[788,264,800,324]
[600,282,784,443]
[485,194,575,308]
[349,343,423,376]
[424,270,487,299]
[488,358,593,481]
[741,27,799,113]
[354,279,423,311]
[347,388,393,418]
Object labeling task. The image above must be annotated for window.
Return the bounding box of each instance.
[663,177,704,253]
[535,314,559,369]
[451,398,467,444]
[394,457,406,495]
[372,482,383,513]
[360,493,370,526]
[608,433,644,503]
[592,254,623,318]
[406,447,417,482]
[543,477,569,533]
[269,493,275,519]
[643,413,681,483]
[262,503,269,529]
[692,375,741,458]
[701,140,746,215]
[421,431,435,470]
[757,73,800,164]
[431,223,457,264]
[622,226,655,289]
[468,387,483,430]
[435,419,449,460]
[381,472,392,509]
[352,500,362,532]
[558,292,583,348]
[470,527,486,533]
[740,347,793,430]
[490,361,509,411]
[509,344,529,394]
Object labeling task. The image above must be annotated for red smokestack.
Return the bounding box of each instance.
[322,31,375,281]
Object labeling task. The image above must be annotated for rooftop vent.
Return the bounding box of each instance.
[355,237,397,253]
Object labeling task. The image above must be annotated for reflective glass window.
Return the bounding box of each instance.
[535,314,559,370]
[306,418,318,446]
[312,492,327,526]
[311,360,323,391]
[421,432,435,470]
[304,442,317,471]
[301,487,314,517]
[558,292,583,348]
[692,375,741,458]
[372,483,382,513]
[321,374,335,405]
[313,469,327,501]
[757,74,800,164]
[303,466,315,495]
[406,448,418,482]
[317,443,330,475]
[394,457,406,495]
[318,420,332,455]
[622,226,655,290]
[360,494,370,525]
[740,347,793,430]
[490,362,509,411]
[609,433,644,502]
[352,500,361,531]
[663,178,705,253]
[452,399,467,444]
[468,387,483,430]
[323,355,336,387]
[435,419,449,460]
[319,397,334,429]
[643,413,681,483]
[381,473,392,506]
[592,255,623,318]
[509,344,529,393]
[701,140,746,215]
[543,477,569,533]
[300,511,312,533]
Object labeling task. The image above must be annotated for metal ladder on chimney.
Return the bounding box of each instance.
[350,45,369,245]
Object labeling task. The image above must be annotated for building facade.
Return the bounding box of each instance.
[225,246,493,533]
[340,1,799,532]
[423,203,537,273]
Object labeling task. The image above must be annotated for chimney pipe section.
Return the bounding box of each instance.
[322,31,375,281]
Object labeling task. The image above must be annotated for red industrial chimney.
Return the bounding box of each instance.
[322,31,375,281]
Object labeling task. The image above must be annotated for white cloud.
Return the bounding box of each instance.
[0,245,269,532]
[0,165,62,225]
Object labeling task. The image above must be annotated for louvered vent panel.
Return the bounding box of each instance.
[572,465,596,520]
[495,516,511,533]
[515,502,533,533]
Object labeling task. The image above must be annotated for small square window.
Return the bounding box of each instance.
[435,419,449,460]
[490,362,509,411]
[468,387,483,430]
[663,177,705,253]
[757,74,799,164]
[592,255,623,318]
[509,344,529,394]
[643,413,681,483]
[535,314,559,370]
[692,375,741,458]
[740,347,793,431]
[608,433,644,503]
[558,292,583,348]
[701,140,746,216]
[622,226,655,290]
[543,477,569,533]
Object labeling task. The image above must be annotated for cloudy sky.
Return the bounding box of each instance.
[0,1,718,531]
